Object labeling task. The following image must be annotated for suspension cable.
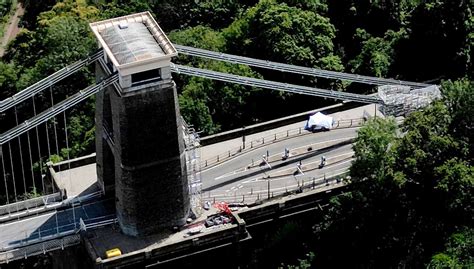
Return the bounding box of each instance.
[14,107,27,196]
[45,121,54,193]
[171,64,382,104]
[27,130,36,192]
[33,95,45,193]
[0,73,118,145]
[50,89,61,172]
[0,49,104,113]
[8,142,17,202]
[175,44,432,89]
[63,111,72,195]
[1,145,9,204]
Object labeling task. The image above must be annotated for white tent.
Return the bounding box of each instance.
[305,112,334,131]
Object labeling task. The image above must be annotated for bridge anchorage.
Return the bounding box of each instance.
[0,11,440,268]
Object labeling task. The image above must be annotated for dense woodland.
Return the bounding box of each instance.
[0,0,472,268]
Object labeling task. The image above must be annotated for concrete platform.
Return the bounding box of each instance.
[84,207,248,268]
[55,163,99,198]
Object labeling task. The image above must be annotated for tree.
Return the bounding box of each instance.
[224,0,342,71]
[441,79,474,160]
[395,0,473,81]
[169,26,264,135]
[223,0,345,122]
[315,79,474,268]
[277,0,327,13]
[428,228,474,269]
[0,61,17,100]
[178,60,263,135]
[19,0,57,29]
[0,0,12,17]
[350,117,398,180]
[349,28,408,80]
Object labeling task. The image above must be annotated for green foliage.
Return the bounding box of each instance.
[350,117,398,180]
[0,61,17,99]
[97,0,151,19]
[0,0,12,17]
[441,79,474,158]
[349,28,408,79]
[316,79,474,268]
[395,0,473,81]
[48,154,63,164]
[170,25,263,134]
[18,187,42,200]
[178,60,262,135]
[6,2,97,89]
[225,0,342,71]
[170,25,226,52]
[279,252,315,269]
[277,0,327,13]
[428,228,474,268]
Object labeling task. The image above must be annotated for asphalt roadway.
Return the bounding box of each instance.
[201,127,358,203]
[0,127,359,252]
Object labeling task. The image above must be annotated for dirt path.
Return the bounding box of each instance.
[0,2,24,57]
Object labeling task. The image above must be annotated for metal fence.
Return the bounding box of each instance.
[0,234,81,264]
[201,118,364,169]
[0,192,62,218]
[0,213,116,255]
[203,170,350,205]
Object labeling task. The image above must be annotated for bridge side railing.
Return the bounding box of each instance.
[0,234,81,264]
[201,118,364,169]
[203,169,350,206]
[0,213,116,253]
[0,192,62,218]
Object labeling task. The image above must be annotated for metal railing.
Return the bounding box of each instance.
[0,213,116,253]
[0,192,62,219]
[0,234,81,264]
[172,64,382,104]
[175,45,431,89]
[201,118,364,169]
[203,170,350,205]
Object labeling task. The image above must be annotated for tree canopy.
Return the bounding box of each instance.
[0,0,472,267]
[314,79,474,268]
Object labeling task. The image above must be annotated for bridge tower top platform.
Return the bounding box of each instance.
[90,11,177,89]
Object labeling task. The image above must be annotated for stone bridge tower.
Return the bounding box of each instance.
[90,12,189,236]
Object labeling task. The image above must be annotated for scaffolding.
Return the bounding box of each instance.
[378,85,441,116]
[182,119,203,217]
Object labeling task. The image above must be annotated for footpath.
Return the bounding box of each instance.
[0,2,24,57]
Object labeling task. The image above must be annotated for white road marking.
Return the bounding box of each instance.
[0,211,55,227]
[201,130,358,172]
